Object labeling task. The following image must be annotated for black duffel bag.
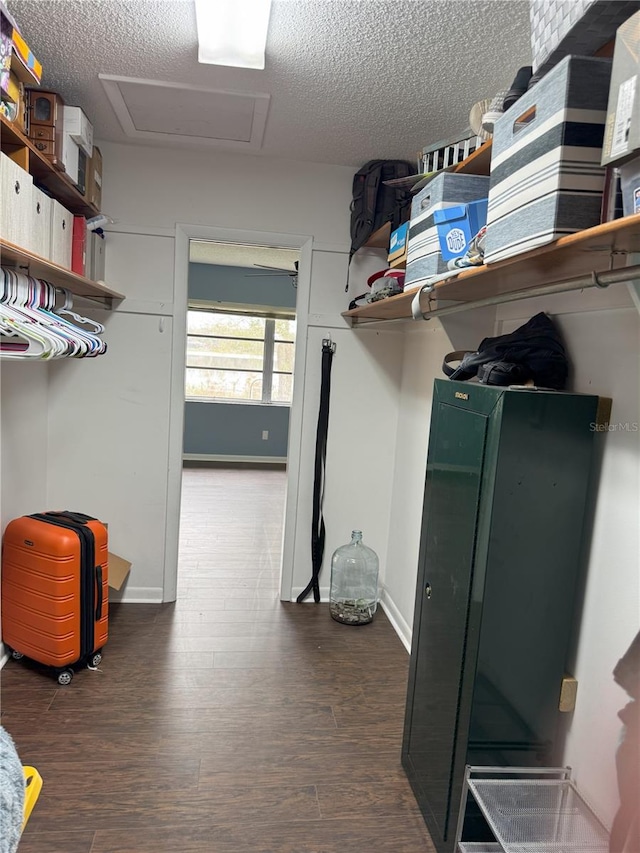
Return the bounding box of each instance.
[442,312,569,390]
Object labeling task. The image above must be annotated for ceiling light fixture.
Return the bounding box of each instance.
[195,0,273,70]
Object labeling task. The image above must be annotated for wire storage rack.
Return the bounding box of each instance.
[456,766,610,853]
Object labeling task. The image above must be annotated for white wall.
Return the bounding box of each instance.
[500,294,639,825]
[44,231,174,602]
[382,321,456,647]
[1,362,49,523]
[490,288,640,822]
[382,282,640,827]
[0,361,49,661]
[42,141,402,603]
[100,143,356,245]
[46,310,174,603]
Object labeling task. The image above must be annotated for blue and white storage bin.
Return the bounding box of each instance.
[484,55,611,264]
[404,173,490,290]
[433,199,488,261]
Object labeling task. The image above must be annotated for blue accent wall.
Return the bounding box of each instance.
[184,263,295,459]
[189,263,296,309]
[184,402,290,457]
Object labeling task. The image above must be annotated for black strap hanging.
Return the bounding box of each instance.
[297,338,336,603]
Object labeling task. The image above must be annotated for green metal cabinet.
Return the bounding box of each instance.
[401,379,600,852]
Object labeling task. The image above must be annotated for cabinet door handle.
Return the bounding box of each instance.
[425,582,432,600]
[14,180,20,195]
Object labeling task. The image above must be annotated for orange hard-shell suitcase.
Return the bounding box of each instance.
[1,511,108,685]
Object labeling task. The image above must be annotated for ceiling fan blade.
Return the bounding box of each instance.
[253,263,295,272]
[252,260,299,273]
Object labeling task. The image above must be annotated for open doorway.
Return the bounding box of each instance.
[184,240,299,465]
[179,238,298,596]
[164,225,312,606]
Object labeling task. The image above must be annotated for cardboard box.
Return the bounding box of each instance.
[11,28,42,85]
[103,521,132,590]
[602,11,640,166]
[108,552,132,591]
[1,5,42,90]
[434,199,488,261]
[388,221,409,267]
[86,146,102,210]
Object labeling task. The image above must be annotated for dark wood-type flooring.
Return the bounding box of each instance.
[2,466,434,852]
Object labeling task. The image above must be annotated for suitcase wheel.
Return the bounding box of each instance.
[89,652,102,668]
[57,669,74,686]
[10,649,24,661]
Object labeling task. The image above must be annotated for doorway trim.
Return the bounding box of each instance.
[163,222,313,603]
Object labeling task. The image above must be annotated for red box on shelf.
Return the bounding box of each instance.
[71,215,87,275]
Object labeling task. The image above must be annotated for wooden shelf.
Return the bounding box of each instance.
[452,140,492,176]
[0,114,98,217]
[364,221,392,250]
[1,239,124,304]
[343,214,640,324]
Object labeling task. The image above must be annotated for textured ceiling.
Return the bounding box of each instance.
[7,0,533,167]
[189,241,299,269]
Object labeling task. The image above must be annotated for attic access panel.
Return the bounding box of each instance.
[99,75,270,149]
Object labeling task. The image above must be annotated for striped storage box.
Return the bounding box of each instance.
[404,173,490,290]
[484,55,612,265]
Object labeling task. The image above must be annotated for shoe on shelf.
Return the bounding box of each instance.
[527,69,543,90]
[503,65,533,111]
[469,98,493,142]
[481,92,507,134]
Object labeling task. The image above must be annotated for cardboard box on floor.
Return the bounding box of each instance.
[108,552,131,591]
[103,523,132,590]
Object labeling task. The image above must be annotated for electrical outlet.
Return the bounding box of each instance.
[262,430,269,440]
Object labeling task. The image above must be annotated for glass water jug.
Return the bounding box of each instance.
[329,530,379,625]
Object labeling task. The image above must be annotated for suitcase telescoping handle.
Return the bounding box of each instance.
[95,565,103,621]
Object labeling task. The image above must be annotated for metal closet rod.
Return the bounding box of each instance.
[415,262,640,321]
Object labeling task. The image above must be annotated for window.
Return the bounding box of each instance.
[185,307,295,404]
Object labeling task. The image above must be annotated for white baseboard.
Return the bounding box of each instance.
[183,453,287,465]
[380,587,412,653]
[110,586,164,604]
[289,586,412,654]
[0,643,8,670]
[289,586,330,602]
